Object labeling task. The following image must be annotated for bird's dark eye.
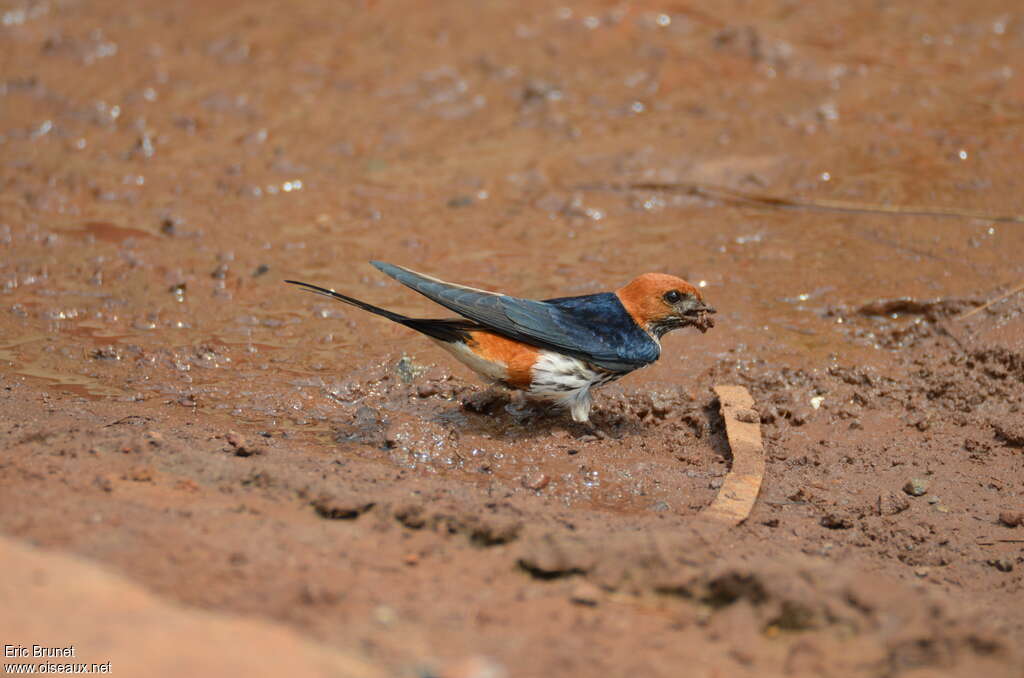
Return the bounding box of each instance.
[663,290,682,304]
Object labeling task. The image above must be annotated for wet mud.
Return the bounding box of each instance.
[2,1,1024,675]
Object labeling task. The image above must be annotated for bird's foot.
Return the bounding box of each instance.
[568,420,607,441]
[505,396,540,423]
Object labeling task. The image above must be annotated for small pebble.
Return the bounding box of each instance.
[521,473,550,491]
[416,383,438,398]
[446,195,474,208]
[988,559,1014,573]
[569,580,602,606]
[650,396,673,417]
[734,407,760,424]
[372,605,397,626]
[442,655,507,678]
[820,513,854,530]
[998,511,1023,528]
[124,466,153,482]
[903,478,929,497]
[142,430,164,447]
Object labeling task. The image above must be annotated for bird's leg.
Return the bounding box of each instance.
[573,421,607,440]
[568,388,593,424]
[505,390,538,422]
[567,389,606,439]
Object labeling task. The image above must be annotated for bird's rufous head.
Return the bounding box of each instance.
[615,273,716,337]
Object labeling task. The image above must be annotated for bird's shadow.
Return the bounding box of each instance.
[431,391,601,441]
[331,378,733,453]
[702,397,733,463]
[429,389,732,452]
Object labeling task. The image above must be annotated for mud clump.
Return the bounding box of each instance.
[878,492,911,516]
[311,494,376,520]
[461,390,509,415]
[998,511,1023,528]
[224,430,263,457]
[517,534,593,580]
[394,503,523,547]
[991,419,1024,448]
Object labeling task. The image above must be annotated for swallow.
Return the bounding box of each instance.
[286,262,715,423]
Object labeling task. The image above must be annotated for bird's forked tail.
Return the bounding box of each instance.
[285,279,476,344]
[285,280,414,324]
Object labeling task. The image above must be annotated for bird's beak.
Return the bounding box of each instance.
[682,301,716,333]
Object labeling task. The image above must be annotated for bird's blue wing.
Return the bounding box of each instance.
[371,262,657,371]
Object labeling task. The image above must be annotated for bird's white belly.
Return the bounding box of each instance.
[434,340,623,423]
[529,351,599,395]
[529,350,621,422]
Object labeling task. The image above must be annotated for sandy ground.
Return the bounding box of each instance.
[2,1,1023,675]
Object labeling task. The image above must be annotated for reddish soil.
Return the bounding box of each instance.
[2,1,1023,676]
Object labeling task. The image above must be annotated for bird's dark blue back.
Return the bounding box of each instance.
[543,292,660,368]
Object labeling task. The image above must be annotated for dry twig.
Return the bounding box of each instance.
[701,385,765,525]
[579,181,1024,224]
[956,280,1024,321]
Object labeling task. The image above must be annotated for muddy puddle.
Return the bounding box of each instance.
[2,1,1024,676]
